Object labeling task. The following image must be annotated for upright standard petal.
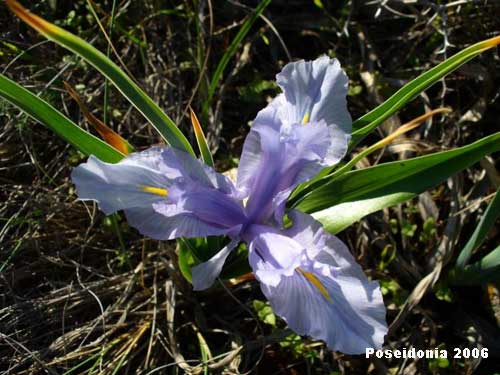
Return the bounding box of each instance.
[238,107,348,223]
[72,147,247,240]
[276,55,352,135]
[237,56,351,224]
[248,211,387,354]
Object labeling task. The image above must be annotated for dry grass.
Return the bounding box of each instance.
[1,1,500,374]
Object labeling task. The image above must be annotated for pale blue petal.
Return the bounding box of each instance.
[238,113,347,223]
[72,147,246,240]
[251,211,387,353]
[237,56,351,221]
[191,239,240,291]
[236,102,282,198]
[260,261,386,354]
[244,224,305,287]
[160,147,243,198]
[71,153,170,215]
[276,55,352,135]
[125,207,230,240]
[285,210,355,267]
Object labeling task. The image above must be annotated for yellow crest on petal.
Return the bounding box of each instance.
[140,186,168,197]
[302,112,310,124]
[297,268,332,302]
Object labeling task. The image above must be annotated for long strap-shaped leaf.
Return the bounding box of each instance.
[455,188,500,269]
[0,74,124,163]
[5,0,194,156]
[449,245,500,285]
[293,132,500,234]
[350,35,500,148]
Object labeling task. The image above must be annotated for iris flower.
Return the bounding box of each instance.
[72,56,387,354]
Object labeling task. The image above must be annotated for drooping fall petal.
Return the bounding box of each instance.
[248,211,387,354]
[72,147,246,240]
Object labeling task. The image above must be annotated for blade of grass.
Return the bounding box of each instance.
[88,0,118,125]
[110,213,131,269]
[350,34,500,148]
[195,328,212,375]
[85,0,133,81]
[110,321,150,375]
[6,0,194,155]
[0,73,124,163]
[68,0,132,275]
[0,239,22,273]
[61,347,107,375]
[201,0,271,117]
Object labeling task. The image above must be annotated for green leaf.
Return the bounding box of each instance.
[177,237,213,283]
[6,0,194,155]
[456,188,500,268]
[293,132,500,234]
[449,245,500,285]
[196,330,211,375]
[0,73,123,163]
[350,35,500,148]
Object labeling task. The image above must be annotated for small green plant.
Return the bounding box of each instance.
[252,300,276,327]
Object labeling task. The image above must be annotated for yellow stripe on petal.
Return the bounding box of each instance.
[302,112,310,124]
[297,268,332,302]
[140,186,168,197]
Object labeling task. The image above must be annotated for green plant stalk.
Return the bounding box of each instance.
[104,0,118,125]
[110,213,131,269]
